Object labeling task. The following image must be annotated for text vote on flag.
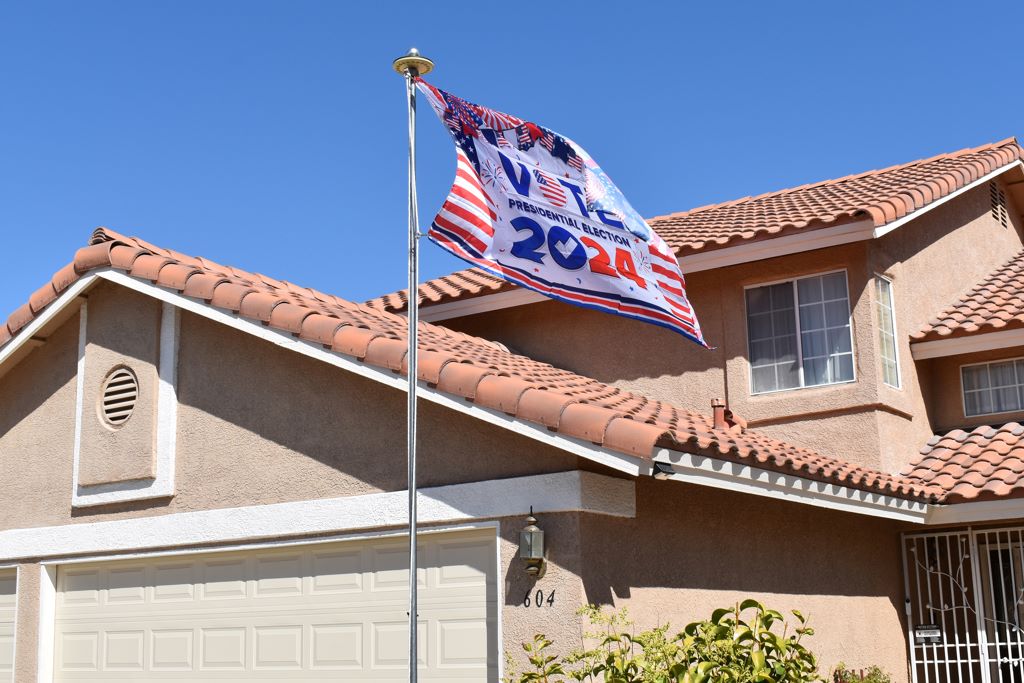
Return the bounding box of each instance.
[417,79,707,347]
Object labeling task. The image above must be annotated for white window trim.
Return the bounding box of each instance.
[744,268,857,396]
[875,274,902,389]
[959,355,1024,419]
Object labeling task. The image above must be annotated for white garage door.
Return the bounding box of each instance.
[53,528,497,681]
[0,570,14,683]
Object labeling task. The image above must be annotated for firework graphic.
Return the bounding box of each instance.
[480,158,506,192]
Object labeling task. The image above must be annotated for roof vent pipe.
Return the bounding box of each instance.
[712,398,727,430]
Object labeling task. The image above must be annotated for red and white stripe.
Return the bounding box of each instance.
[471,103,523,131]
[430,227,702,339]
[533,169,567,208]
[432,149,498,254]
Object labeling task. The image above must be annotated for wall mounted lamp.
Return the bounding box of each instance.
[519,507,545,577]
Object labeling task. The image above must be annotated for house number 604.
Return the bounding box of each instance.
[523,589,555,608]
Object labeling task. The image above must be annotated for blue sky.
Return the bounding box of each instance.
[1,1,1021,320]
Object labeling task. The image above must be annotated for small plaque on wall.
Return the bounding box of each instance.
[915,624,942,644]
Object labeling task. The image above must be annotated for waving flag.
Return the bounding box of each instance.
[417,80,707,346]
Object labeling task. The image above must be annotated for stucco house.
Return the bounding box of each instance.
[2,138,1024,682]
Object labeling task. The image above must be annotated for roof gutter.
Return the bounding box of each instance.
[651,449,931,523]
[923,497,1024,526]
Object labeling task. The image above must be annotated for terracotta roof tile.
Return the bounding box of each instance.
[914,249,1024,342]
[365,267,514,314]
[0,227,943,503]
[902,423,1024,502]
[369,138,1024,313]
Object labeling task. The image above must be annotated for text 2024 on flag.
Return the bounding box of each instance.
[417,80,707,346]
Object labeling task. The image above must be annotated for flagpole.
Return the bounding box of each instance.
[392,47,433,683]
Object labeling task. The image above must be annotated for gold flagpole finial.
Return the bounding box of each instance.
[392,48,434,77]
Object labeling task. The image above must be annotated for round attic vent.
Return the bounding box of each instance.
[99,367,139,427]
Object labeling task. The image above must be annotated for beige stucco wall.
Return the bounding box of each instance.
[0,308,582,530]
[449,241,902,470]
[78,281,162,486]
[870,179,1024,467]
[443,182,1024,475]
[926,346,1024,432]
[577,477,913,682]
[0,282,916,681]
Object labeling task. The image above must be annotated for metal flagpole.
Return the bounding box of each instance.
[392,47,433,683]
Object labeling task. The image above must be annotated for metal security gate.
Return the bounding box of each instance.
[904,528,1024,683]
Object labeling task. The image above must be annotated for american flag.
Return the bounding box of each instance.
[533,169,567,208]
[415,78,707,347]
[470,103,523,131]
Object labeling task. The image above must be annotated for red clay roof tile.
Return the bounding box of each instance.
[0,227,947,503]
[914,249,1024,342]
[902,422,1024,502]
[369,138,1024,314]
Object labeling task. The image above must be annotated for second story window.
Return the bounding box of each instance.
[746,271,854,394]
[962,359,1024,417]
[875,276,901,388]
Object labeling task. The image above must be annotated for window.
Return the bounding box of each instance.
[962,359,1024,417]
[875,276,900,388]
[746,271,854,394]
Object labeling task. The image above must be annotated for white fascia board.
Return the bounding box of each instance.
[924,498,1024,526]
[419,288,548,322]
[0,470,635,562]
[911,328,1024,360]
[0,274,97,370]
[96,270,647,477]
[653,450,930,523]
[872,161,1024,239]
[678,218,875,274]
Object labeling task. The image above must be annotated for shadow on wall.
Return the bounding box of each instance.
[169,311,580,505]
[577,477,906,606]
[442,290,726,389]
[0,310,80,453]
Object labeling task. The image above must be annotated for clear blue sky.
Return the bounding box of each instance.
[2,1,1021,320]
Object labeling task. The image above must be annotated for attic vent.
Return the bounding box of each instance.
[99,367,139,427]
[991,181,1009,228]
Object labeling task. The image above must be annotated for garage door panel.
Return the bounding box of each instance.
[310,549,362,594]
[54,529,497,680]
[310,622,362,669]
[152,629,193,670]
[0,570,15,683]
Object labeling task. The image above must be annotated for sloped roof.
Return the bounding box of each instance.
[913,249,1024,342]
[1,228,938,503]
[903,423,1024,503]
[366,267,510,316]
[368,138,1024,314]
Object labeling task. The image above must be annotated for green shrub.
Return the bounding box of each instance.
[505,600,823,683]
[832,663,893,683]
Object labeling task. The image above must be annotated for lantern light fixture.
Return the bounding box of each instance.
[519,507,545,577]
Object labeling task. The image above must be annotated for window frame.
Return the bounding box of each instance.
[960,356,1024,418]
[874,274,902,389]
[744,268,857,396]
